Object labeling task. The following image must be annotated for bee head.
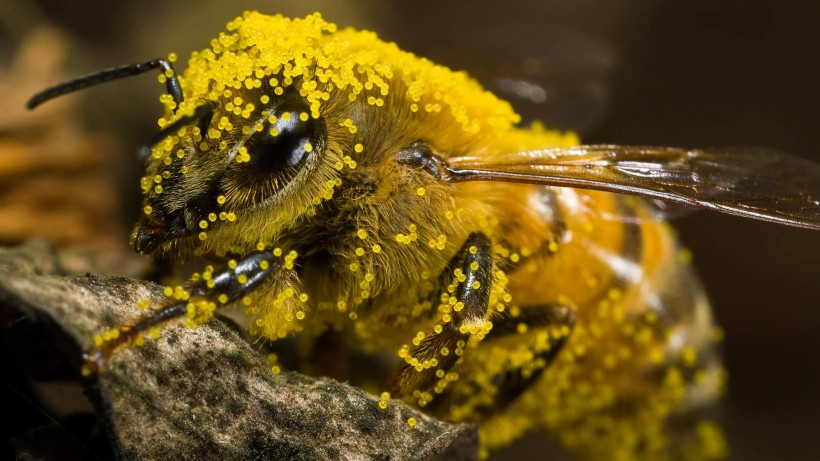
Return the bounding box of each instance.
[29,11,526,259]
[134,86,335,255]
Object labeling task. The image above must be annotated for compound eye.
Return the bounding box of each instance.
[224,99,326,205]
[244,105,321,173]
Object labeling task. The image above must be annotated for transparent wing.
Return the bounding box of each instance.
[444,25,616,136]
[446,145,820,230]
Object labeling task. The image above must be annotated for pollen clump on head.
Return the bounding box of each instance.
[172,11,522,145]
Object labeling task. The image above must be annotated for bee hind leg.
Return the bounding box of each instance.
[82,250,283,375]
[388,232,494,400]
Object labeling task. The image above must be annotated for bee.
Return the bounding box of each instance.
[27,11,820,460]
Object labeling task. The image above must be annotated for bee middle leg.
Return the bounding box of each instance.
[421,303,576,417]
[470,303,576,416]
[389,232,494,398]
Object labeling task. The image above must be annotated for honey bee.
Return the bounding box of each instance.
[27,11,820,460]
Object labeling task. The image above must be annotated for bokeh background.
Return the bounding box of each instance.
[1,0,818,459]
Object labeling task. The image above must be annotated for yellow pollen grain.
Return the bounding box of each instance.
[678,248,694,264]
[682,347,698,367]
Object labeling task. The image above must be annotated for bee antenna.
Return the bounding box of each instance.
[26,58,184,109]
[138,101,218,160]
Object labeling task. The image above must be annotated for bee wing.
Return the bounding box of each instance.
[446,145,820,230]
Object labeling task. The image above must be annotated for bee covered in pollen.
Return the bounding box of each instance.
[27,11,820,460]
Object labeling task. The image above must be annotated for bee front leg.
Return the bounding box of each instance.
[389,232,494,400]
[82,250,284,375]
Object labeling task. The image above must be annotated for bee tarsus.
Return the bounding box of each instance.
[82,250,283,375]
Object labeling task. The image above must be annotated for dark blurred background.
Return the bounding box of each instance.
[1,0,818,459]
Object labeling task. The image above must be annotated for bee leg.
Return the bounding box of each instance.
[388,232,494,398]
[472,304,576,416]
[82,250,283,375]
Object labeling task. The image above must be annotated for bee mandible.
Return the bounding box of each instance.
[27,11,820,459]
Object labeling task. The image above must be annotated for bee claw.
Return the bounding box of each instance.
[81,349,107,376]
